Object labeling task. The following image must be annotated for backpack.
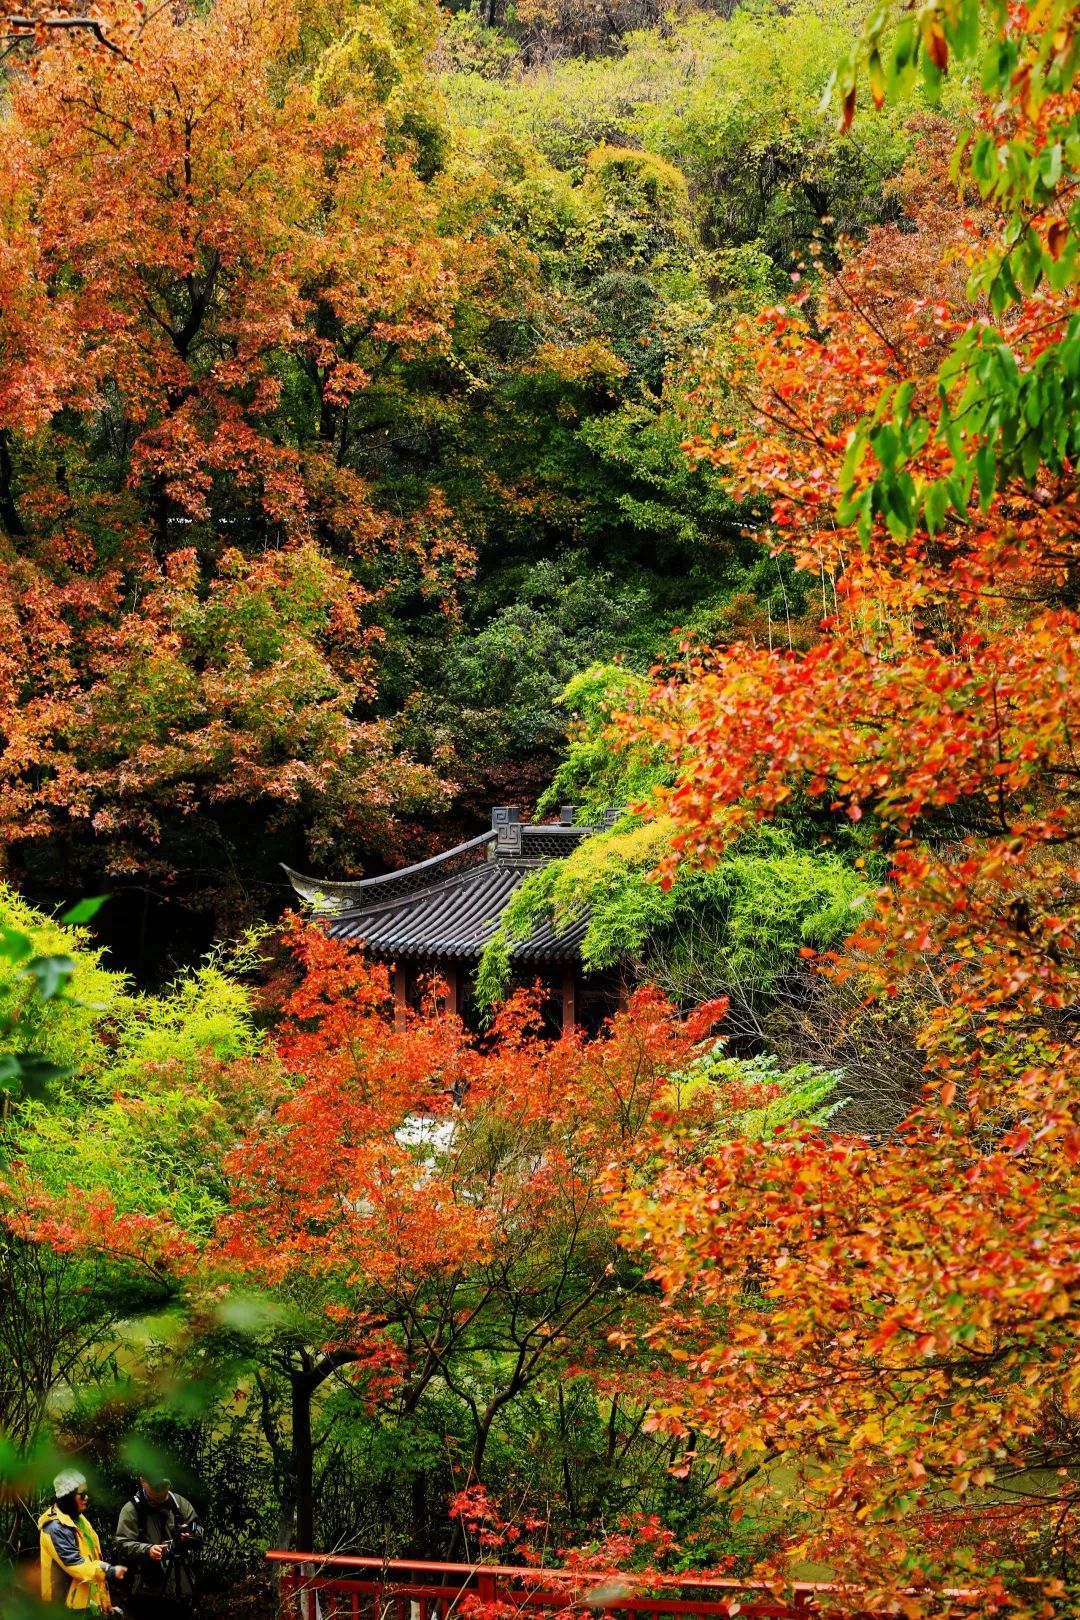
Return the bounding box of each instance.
[120,1492,177,1597]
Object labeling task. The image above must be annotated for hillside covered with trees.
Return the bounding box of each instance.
[1,0,1079,1615]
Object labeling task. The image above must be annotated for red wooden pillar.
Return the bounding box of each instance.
[477,1571,498,1615]
[444,963,459,1018]
[394,963,407,1031]
[560,966,577,1036]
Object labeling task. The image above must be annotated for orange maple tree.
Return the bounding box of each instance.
[612,72,1080,1620]
[212,918,734,1551]
[0,0,466,889]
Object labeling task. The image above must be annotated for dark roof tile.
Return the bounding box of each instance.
[284,816,608,964]
[323,862,585,962]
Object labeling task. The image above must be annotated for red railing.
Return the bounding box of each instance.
[265,1553,977,1620]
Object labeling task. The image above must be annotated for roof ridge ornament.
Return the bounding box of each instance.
[491,805,522,858]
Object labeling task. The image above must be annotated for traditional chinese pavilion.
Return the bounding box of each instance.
[283,805,619,1033]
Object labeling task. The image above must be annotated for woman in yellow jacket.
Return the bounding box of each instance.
[39,1470,127,1612]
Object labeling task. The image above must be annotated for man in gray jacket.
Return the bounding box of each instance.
[114,1475,202,1620]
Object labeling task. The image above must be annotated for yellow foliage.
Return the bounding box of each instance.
[582,142,691,219]
[531,340,629,385]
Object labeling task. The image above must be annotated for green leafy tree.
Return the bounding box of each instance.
[0,891,117,1105]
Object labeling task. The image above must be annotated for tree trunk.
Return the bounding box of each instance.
[291,1371,315,1553]
[283,1345,370,1553]
[410,1468,428,1556]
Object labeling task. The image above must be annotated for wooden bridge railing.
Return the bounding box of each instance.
[265,1552,979,1620]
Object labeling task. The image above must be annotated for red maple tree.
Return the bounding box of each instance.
[216,919,730,1550]
[614,101,1080,1616]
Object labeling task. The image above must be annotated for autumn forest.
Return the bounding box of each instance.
[1,0,1078,1614]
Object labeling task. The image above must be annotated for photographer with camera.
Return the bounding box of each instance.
[114,1475,203,1620]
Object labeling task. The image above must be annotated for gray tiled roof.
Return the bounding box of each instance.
[283,819,599,963]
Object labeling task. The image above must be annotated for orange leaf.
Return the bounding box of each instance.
[1047,219,1069,260]
[923,19,948,71]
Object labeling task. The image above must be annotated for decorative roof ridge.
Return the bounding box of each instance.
[283,804,622,919]
[304,858,542,924]
[282,828,497,913]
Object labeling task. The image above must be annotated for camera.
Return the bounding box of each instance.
[170,1518,204,1552]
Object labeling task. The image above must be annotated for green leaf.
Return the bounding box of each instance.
[883,477,913,538]
[1038,142,1063,191]
[23,955,76,1001]
[0,1052,69,1096]
[887,15,918,95]
[872,423,899,473]
[12,1055,70,1097]
[919,53,943,103]
[975,441,997,510]
[945,475,972,513]
[923,480,949,536]
[0,927,33,965]
[119,1435,180,1483]
[892,379,916,425]
[215,1291,287,1334]
[1020,433,1042,481]
[906,415,931,456]
[840,427,868,490]
[61,896,109,926]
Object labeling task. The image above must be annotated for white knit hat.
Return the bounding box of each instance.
[53,1469,87,1499]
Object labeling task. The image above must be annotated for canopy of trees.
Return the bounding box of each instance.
[1,0,1078,1616]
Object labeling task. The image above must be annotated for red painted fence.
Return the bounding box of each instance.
[265,1553,977,1620]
